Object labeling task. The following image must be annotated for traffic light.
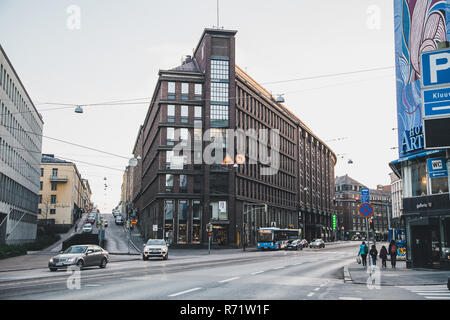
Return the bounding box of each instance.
[332,215,337,230]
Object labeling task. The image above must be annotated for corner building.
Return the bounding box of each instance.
[135,29,336,247]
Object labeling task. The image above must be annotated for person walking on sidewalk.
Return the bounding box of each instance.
[388,240,397,269]
[74,223,78,233]
[358,241,368,266]
[369,244,378,266]
[379,245,388,268]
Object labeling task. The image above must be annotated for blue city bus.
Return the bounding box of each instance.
[257,227,300,250]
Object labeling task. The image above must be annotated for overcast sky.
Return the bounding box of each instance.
[0,0,398,212]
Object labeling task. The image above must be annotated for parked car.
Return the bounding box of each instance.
[310,239,325,248]
[82,223,93,233]
[48,245,109,271]
[104,220,108,227]
[285,239,302,251]
[142,239,169,260]
[115,215,124,225]
[300,239,309,248]
[86,214,96,224]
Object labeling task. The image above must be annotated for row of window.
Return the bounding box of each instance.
[163,199,203,244]
[166,104,202,123]
[40,181,58,191]
[0,100,41,166]
[41,167,59,177]
[0,137,39,184]
[167,82,202,100]
[0,171,38,213]
[164,174,202,193]
[38,208,56,215]
[8,209,37,224]
[237,177,296,208]
[0,63,41,138]
[38,194,57,204]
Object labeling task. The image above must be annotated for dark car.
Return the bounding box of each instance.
[285,239,302,251]
[48,245,109,271]
[299,239,309,248]
[310,239,325,248]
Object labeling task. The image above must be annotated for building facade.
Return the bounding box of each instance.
[391,0,450,269]
[132,28,336,247]
[389,172,403,231]
[0,45,44,244]
[38,154,91,231]
[334,175,391,241]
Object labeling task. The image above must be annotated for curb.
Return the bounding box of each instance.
[343,265,353,283]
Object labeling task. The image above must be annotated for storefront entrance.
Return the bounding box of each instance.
[410,219,441,268]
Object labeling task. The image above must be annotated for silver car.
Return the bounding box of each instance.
[48,245,109,271]
[143,239,169,260]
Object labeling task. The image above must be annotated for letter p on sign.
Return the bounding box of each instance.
[430,52,450,84]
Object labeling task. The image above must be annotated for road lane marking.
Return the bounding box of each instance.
[273,266,285,270]
[168,287,201,297]
[307,292,314,297]
[425,296,450,299]
[314,288,320,291]
[339,297,362,300]
[250,271,264,275]
[218,277,240,283]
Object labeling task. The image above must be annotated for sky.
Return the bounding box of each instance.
[0,0,399,212]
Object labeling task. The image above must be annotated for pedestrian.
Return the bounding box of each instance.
[369,244,378,266]
[380,245,388,268]
[74,223,78,233]
[358,241,368,267]
[388,240,397,268]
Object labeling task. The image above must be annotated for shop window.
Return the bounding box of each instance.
[178,200,188,244]
[164,200,174,244]
[431,176,448,194]
[210,200,228,221]
[192,200,202,244]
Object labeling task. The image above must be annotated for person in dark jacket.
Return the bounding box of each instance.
[358,241,368,266]
[369,244,378,266]
[388,240,397,268]
[379,246,388,268]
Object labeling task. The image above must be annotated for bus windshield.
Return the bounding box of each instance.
[257,230,273,242]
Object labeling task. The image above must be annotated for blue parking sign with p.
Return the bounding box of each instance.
[422,49,450,88]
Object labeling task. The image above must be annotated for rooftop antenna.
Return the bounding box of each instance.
[215,0,222,29]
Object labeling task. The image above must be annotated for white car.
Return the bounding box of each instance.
[143,239,169,260]
[82,223,93,233]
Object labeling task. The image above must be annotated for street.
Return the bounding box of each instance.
[0,242,446,300]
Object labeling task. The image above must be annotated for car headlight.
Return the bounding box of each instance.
[49,258,54,263]
[67,257,76,263]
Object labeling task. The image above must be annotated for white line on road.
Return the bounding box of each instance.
[424,296,450,300]
[314,288,320,291]
[250,271,264,275]
[168,287,202,297]
[273,266,285,270]
[218,277,240,283]
[339,297,363,300]
[307,292,314,297]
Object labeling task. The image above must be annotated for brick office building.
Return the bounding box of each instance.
[133,28,336,247]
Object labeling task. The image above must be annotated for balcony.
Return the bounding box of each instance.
[49,175,68,182]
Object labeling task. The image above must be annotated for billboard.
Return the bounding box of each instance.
[394,0,449,157]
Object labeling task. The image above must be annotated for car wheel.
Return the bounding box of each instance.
[99,258,107,268]
[76,260,84,269]
[143,255,148,261]
[49,267,57,272]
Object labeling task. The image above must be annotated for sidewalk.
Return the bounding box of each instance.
[346,260,450,286]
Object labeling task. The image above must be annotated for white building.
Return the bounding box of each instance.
[389,171,403,227]
[0,45,44,244]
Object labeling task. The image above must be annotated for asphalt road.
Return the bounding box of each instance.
[0,242,441,300]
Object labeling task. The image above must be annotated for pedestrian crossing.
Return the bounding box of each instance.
[397,285,450,300]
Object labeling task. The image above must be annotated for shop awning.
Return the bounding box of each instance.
[389,149,446,177]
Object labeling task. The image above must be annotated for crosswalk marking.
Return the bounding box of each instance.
[397,285,450,300]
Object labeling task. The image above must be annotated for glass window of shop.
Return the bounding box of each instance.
[402,161,427,197]
[210,200,228,221]
[178,200,188,244]
[442,218,450,261]
[164,200,174,244]
[212,225,228,245]
[431,176,448,194]
[192,200,202,244]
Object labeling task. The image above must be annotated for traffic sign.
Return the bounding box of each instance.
[235,154,245,165]
[360,188,370,204]
[427,158,448,178]
[222,153,234,165]
[421,48,450,88]
[131,220,137,226]
[358,203,374,218]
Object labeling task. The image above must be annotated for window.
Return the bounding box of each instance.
[210,200,228,221]
[194,106,202,119]
[164,200,174,220]
[164,200,174,244]
[165,174,173,192]
[51,195,56,204]
[194,84,202,100]
[50,209,56,215]
[192,200,202,244]
[167,105,175,122]
[52,168,58,177]
[178,200,188,243]
[210,105,228,127]
[181,105,189,123]
[181,83,189,100]
[168,82,176,99]
[211,82,228,103]
[180,175,187,192]
[166,151,174,169]
[40,181,43,190]
[51,182,57,191]
[210,128,226,148]
[431,176,448,194]
[40,168,44,177]
[211,60,229,81]
[39,195,42,204]
[194,175,201,193]
[180,128,189,146]
[167,127,175,146]
[211,37,229,57]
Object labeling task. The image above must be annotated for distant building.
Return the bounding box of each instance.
[0,45,44,244]
[334,175,391,241]
[389,171,403,230]
[38,154,91,231]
